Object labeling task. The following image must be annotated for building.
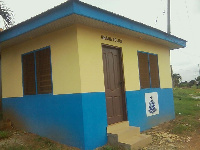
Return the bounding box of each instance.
[0,0,186,149]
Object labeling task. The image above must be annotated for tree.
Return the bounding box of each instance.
[172,73,182,87]
[0,1,14,29]
[179,81,188,88]
[188,80,196,88]
[194,76,200,88]
[196,76,200,82]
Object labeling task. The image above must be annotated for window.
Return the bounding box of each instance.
[138,51,160,89]
[22,47,52,95]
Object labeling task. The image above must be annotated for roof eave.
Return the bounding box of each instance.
[0,0,186,49]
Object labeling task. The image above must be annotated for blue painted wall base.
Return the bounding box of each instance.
[126,88,175,131]
[82,93,107,149]
[2,92,107,150]
[2,88,174,149]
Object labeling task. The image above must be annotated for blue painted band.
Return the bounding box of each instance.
[0,1,74,43]
[3,89,175,148]
[73,1,186,47]
[126,88,175,131]
[2,92,107,150]
[0,0,186,48]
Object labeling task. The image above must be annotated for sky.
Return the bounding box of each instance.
[1,0,200,82]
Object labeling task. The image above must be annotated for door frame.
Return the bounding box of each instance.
[101,44,128,123]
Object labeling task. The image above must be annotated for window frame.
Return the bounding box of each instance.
[137,51,160,89]
[22,46,53,96]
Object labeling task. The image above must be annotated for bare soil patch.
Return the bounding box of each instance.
[141,118,200,150]
[0,127,78,150]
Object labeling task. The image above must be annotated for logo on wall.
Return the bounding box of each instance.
[145,92,159,117]
[101,35,122,43]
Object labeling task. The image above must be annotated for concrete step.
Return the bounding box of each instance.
[115,126,140,139]
[107,121,152,150]
[107,121,129,133]
[119,134,152,150]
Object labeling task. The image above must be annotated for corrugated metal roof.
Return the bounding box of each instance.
[0,0,186,49]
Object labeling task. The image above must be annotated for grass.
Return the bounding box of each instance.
[2,145,62,150]
[172,87,200,135]
[35,137,55,147]
[98,145,124,150]
[2,144,27,150]
[1,137,63,150]
[32,136,63,150]
[0,130,11,139]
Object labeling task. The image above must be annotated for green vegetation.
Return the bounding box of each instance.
[34,136,57,148]
[172,88,200,135]
[0,130,11,139]
[172,73,182,87]
[98,145,124,150]
[173,74,200,88]
[1,141,63,150]
[0,1,14,29]
[2,144,27,150]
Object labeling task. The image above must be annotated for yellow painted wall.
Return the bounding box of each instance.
[76,25,172,93]
[1,25,81,98]
[1,24,172,98]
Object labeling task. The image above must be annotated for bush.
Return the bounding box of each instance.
[0,130,11,139]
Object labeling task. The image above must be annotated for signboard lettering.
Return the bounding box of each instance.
[101,35,122,43]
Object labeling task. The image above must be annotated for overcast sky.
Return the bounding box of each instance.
[1,0,200,82]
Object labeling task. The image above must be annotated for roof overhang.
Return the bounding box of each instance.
[0,0,186,50]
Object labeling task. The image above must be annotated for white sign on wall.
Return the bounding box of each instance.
[145,92,159,117]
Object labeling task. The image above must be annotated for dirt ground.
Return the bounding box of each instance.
[142,119,200,150]
[0,127,79,150]
[0,118,199,150]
